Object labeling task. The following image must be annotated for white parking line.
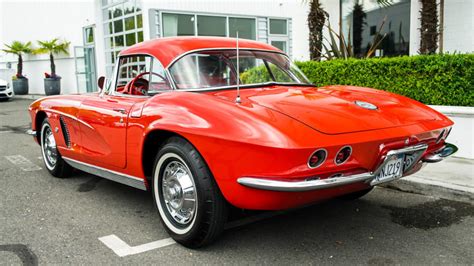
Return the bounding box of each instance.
[99,234,175,257]
[99,211,291,257]
[0,130,14,134]
[4,155,42,171]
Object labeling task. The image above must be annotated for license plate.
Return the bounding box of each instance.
[375,154,404,183]
[404,153,417,171]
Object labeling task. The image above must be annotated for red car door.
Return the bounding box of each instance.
[77,94,144,169]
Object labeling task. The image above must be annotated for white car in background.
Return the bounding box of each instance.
[0,78,14,100]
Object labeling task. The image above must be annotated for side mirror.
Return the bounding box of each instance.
[97,76,106,91]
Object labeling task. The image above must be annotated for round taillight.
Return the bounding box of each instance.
[335,146,352,165]
[308,149,327,168]
[436,129,446,144]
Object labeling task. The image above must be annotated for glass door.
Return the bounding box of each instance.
[74,46,97,93]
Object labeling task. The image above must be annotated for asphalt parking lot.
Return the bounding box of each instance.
[1,98,473,265]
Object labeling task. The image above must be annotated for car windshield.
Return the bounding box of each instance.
[168,50,311,90]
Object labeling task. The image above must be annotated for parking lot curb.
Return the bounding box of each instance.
[381,178,474,204]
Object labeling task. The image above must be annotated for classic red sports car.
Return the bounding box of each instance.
[28,36,457,247]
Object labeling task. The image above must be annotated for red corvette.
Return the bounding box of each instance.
[28,37,457,247]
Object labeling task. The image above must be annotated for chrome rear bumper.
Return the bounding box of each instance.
[237,143,458,192]
[238,173,374,192]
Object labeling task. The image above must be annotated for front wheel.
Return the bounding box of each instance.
[40,118,73,178]
[152,137,228,248]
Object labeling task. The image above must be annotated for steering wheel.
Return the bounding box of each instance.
[127,71,167,95]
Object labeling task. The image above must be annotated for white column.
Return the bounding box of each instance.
[409,0,421,55]
[320,0,341,36]
[94,0,107,79]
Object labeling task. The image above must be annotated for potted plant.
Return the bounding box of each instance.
[1,41,32,95]
[35,38,70,95]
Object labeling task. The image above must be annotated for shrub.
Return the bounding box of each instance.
[240,64,292,84]
[295,54,474,106]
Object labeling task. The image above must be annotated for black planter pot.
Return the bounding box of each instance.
[12,78,29,95]
[44,78,61,95]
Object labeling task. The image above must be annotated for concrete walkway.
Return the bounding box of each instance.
[385,157,474,203]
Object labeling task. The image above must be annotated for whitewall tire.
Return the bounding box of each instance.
[152,136,228,248]
[40,118,73,178]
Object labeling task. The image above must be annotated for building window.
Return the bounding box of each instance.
[197,15,226,37]
[116,55,151,92]
[271,40,287,52]
[102,0,143,77]
[161,12,257,41]
[156,11,291,57]
[162,13,195,37]
[115,55,171,94]
[84,26,95,44]
[268,18,289,53]
[370,25,376,36]
[269,19,287,35]
[163,14,195,37]
[340,0,410,57]
[229,17,256,40]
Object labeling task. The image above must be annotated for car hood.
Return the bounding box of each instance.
[0,79,7,86]
[208,85,441,134]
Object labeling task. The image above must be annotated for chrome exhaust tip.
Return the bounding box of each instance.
[422,143,458,163]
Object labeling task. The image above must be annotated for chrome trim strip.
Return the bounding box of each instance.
[45,109,95,130]
[238,173,373,192]
[238,144,429,192]
[26,129,37,136]
[422,143,458,163]
[62,157,147,191]
[172,82,314,93]
[166,47,286,70]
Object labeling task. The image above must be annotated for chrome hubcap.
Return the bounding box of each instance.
[42,126,57,167]
[161,160,196,225]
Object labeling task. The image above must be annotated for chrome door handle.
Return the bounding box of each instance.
[113,108,126,114]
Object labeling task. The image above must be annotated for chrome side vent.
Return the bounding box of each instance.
[59,116,71,148]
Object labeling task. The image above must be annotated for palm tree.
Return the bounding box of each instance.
[419,0,438,54]
[35,38,70,78]
[352,0,367,57]
[307,0,328,61]
[2,41,32,78]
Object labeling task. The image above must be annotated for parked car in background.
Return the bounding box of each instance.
[0,78,14,100]
[27,37,458,248]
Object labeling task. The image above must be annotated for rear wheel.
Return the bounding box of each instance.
[40,118,73,178]
[152,137,227,248]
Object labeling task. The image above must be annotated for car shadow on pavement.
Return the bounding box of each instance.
[54,170,473,263]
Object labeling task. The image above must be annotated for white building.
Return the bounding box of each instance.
[0,0,472,95]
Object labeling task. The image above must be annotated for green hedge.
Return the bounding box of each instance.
[296,54,474,106]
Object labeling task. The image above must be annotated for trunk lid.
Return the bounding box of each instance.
[208,85,438,134]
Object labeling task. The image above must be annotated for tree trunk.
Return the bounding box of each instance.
[308,0,327,61]
[50,53,56,77]
[352,2,367,57]
[17,54,23,78]
[419,0,438,54]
